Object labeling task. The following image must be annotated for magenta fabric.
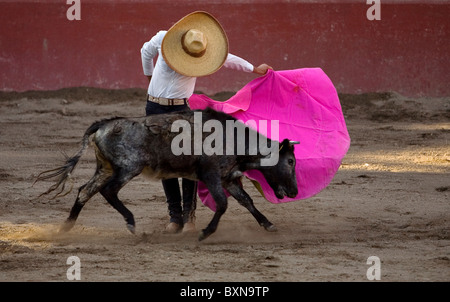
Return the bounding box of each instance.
[188,68,350,211]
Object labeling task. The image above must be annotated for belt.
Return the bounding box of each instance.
[147,95,187,106]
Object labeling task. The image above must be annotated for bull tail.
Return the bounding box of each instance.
[34,119,108,199]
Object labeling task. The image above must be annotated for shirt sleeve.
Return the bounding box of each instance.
[223,53,254,73]
[141,31,165,76]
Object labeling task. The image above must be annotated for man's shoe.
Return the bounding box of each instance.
[182,222,196,233]
[164,222,182,234]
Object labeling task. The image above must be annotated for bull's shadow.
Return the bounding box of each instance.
[35,108,298,241]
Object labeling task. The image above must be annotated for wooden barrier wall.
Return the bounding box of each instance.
[1,1,448,97]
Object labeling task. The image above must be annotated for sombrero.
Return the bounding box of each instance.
[161,11,229,77]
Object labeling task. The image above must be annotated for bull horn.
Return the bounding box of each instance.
[289,140,300,145]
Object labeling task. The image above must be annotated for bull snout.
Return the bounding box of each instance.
[275,184,298,199]
[288,188,298,198]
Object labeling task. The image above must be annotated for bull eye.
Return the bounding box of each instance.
[288,159,294,166]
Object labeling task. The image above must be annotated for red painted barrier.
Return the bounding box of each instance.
[1,1,449,97]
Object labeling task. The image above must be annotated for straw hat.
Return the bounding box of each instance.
[161,11,229,77]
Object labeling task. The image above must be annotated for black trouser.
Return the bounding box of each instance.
[145,99,197,225]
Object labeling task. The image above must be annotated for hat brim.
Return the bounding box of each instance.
[162,11,229,77]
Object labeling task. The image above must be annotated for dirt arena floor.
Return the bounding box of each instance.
[0,88,448,282]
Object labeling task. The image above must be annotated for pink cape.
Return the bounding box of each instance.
[188,68,350,211]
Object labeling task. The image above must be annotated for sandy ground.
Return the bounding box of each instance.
[0,88,449,282]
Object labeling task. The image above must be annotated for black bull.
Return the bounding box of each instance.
[36,108,299,241]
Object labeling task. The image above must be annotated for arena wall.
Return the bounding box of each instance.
[1,0,448,97]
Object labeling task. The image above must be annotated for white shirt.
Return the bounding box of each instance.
[141,30,254,99]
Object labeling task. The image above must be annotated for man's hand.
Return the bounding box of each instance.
[253,63,273,75]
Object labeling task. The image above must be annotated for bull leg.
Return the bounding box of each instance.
[60,167,112,233]
[224,180,277,232]
[199,175,228,241]
[100,168,140,234]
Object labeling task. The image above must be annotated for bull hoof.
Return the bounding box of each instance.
[198,230,209,241]
[59,220,75,233]
[264,224,278,232]
[126,223,136,234]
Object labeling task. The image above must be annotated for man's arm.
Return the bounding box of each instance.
[224,53,273,75]
[141,31,166,79]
